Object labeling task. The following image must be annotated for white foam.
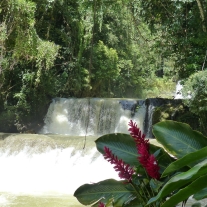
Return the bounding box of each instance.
[0,146,119,195]
[40,98,145,136]
[174,81,183,99]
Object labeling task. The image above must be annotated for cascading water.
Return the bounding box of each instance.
[40,98,146,136]
[174,81,183,99]
[0,98,149,207]
[0,97,198,206]
[0,134,120,206]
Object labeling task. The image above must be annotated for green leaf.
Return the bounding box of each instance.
[95,133,139,166]
[147,159,207,205]
[193,187,207,200]
[162,146,207,177]
[153,121,207,158]
[150,179,164,193]
[160,174,207,207]
[95,133,174,174]
[74,179,136,206]
[123,197,144,207]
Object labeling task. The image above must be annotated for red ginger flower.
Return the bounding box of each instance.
[128,120,160,180]
[138,142,150,167]
[98,202,105,207]
[104,146,134,182]
[146,155,160,180]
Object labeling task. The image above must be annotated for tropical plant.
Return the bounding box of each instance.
[182,70,207,135]
[74,120,207,206]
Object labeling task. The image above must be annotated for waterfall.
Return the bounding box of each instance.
[40,98,146,136]
[0,97,177,206]
[174,81,183,99]
[39,98,179,138]
[0,134,119,206]
[0,130,202,207]
[0,134,120,195]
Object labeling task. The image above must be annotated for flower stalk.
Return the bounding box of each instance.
[102,120,161,206]
[128,120,160,180]
[104,146,135,182]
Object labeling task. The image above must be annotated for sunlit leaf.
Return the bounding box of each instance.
[153,121,207,158]
[96,133,139,166]
[74,179,136,206]
[162,146,207,177]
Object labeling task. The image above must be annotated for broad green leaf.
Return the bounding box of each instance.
[160,174,207,207]
[153,121,207,158]
[96,133,174,173]
[193,187,207,200]
[147,159,207,205]
[74,179,136,206]
[162,146,207,177]
[95,133,139,166]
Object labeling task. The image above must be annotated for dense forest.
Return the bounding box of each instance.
[0,0,207,133]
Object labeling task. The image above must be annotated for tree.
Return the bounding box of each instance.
[136,0,207,79]
[0,0,183,132]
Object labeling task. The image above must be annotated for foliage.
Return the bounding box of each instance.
[90,40,119,96]
[0,0,206,131]
[74,120,207,207]
[137,0,207,79]
[0,0,61,131]
[148,121,207,206]
[182,70,207,134]
[141,77,175,98]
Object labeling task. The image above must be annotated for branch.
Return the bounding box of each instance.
[196,0,206,32]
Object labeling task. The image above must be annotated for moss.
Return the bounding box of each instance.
[152,102,201,132]
[152,108,162,124]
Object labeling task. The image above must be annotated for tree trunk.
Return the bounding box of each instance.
[196,0,206,32]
